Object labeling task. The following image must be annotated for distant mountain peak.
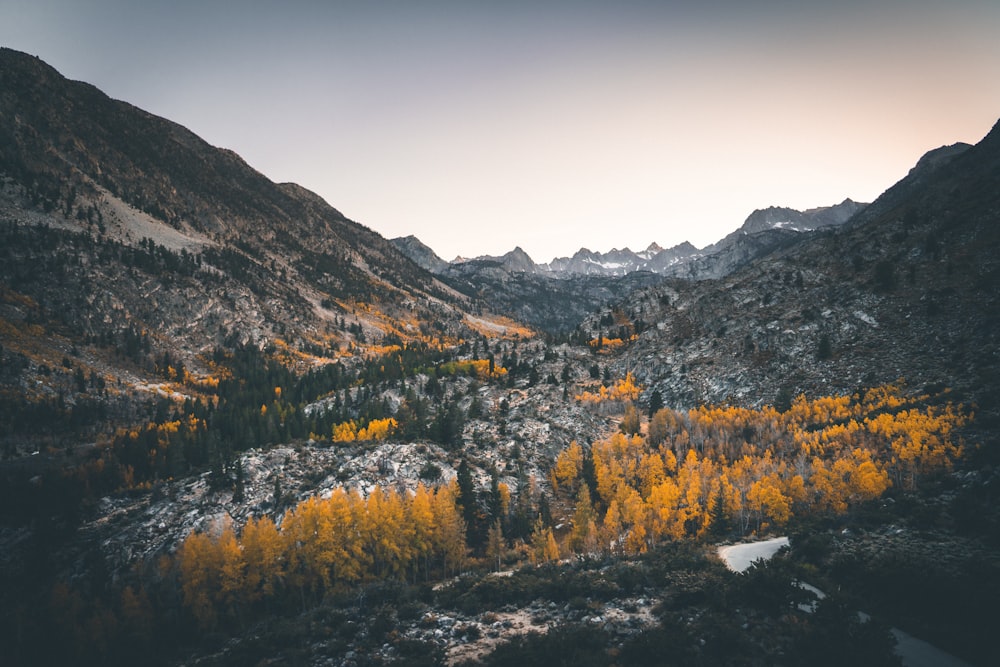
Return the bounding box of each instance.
[739,200,866,235]
[390,235,449,273]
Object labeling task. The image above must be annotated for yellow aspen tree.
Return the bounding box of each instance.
[553,441,584,493]
[241,514,283,602]
[325,488,364,586]
[622,488,649,554]
[497,482,511,518]
[621,402,642,436]
[177,530,222,629]
[570,484,596,553]
[595,453,626,507]
[217,524,244,619]
[487,520,505,572]
[677,449,706,533]
[408,483,437,581]
[810,457,848,514]
[659,446,678,474]
[756,474,792,529]
[358,417,398,441]
[432,483,467,576]
[648,407,672,447]
[781,473,808,509]
[543,528,560,562]
[601,499,624,556]
[332,421,357,443]
[846,448,891,502]
[280,498,324,599]
[364,487,409,579]
[647,477,683,541]
[637,452,666,499]
[529,515,548,564]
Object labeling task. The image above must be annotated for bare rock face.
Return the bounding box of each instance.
[390,235,450,274]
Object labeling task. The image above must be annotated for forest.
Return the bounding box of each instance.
[27,378,964,664]
[0,292,978,665]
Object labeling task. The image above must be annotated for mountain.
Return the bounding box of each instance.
[0,47,523,458]
[395,201,864,288]
[542,242,692,276]
[656,199,868,281]
[739,198,864,234]
[3,48,999,667]
[390,234,450,273]
[599,121,1000,412]
[0,48,488,347]
[532,200,865,278]
[389,201,863,332]
[449,246,541,274]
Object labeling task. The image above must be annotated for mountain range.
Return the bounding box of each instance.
[1,46,999,667]
[393,198,866,279]
[3,42,998,449]
[390,198,869,333]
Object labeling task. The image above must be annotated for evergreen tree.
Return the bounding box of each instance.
[456,461,478,542]
[233,458,245,503]
[648,389,664,418]
[709,485,729,537]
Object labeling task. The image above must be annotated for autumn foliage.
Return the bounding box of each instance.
[575,372,642,406]
[331,416,398,443]
[556,382,968,556]
[176,483,466,628]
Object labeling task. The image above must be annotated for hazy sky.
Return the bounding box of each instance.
[4,1,999,262]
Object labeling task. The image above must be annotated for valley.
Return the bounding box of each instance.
[1,47,999,666]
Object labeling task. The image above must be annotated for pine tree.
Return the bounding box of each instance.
[647,389,664,418]
[709,484,729,537]
[233,458,245,503]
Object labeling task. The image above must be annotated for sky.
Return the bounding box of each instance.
[3,1,999,263]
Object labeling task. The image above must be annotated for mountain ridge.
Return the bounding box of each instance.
[602,121,1000,411]
[0,47,526,437]
[395,199,867,281]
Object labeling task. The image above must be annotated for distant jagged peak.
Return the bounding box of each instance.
[390,235,449,273]
[501,246,538,272]
[446,245,539,273]
[739,199,866,235]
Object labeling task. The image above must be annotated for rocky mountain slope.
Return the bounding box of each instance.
[660,198,867,281]
[0,47,530,460]
[588,122,1000,415]
[0,48,482,353]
